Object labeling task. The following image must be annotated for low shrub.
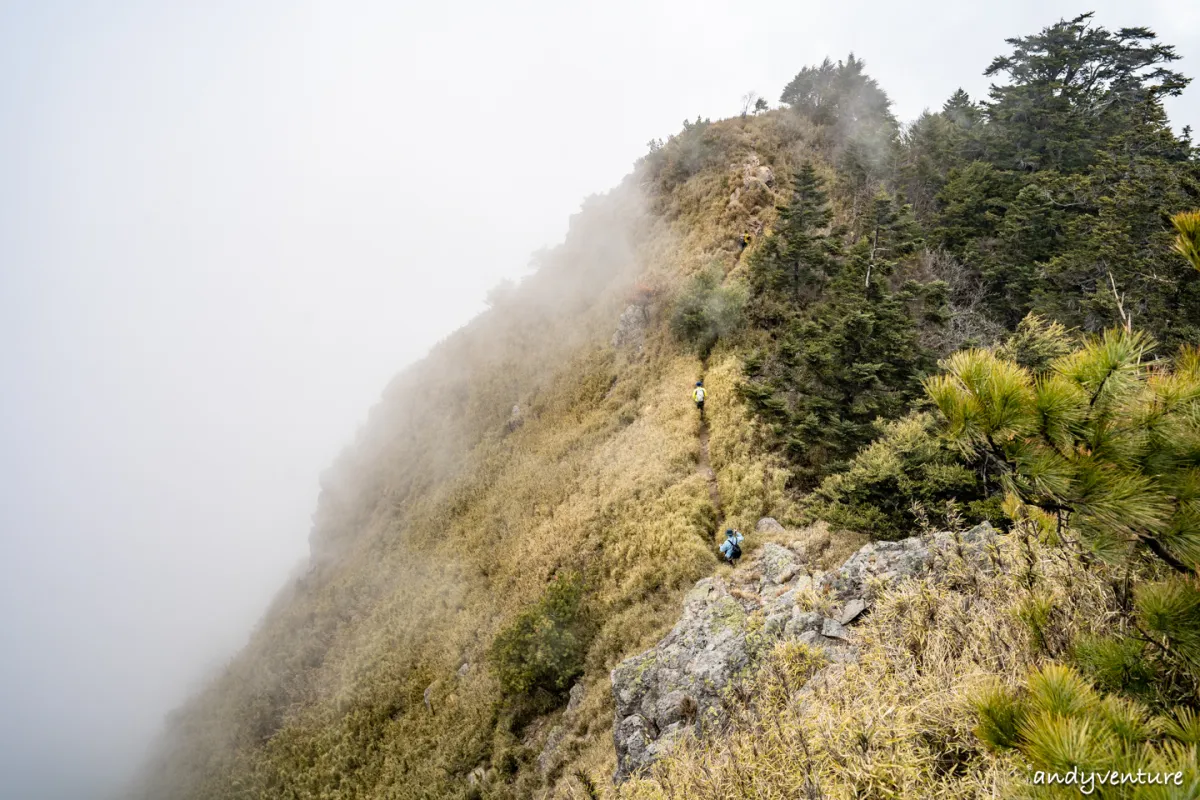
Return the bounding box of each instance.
[669,267,746,357]
[805,411,1002,539]
[489,573,593,699]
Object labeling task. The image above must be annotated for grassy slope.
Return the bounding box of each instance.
[135,113,815,799]
[616,532,1127,799]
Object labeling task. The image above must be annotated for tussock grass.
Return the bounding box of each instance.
[618,532,1127,799]
[703,350,798,536]
[136,113,821,800]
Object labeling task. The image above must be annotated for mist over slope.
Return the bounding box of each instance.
[132,135,799,796]
[135,12,1200,799]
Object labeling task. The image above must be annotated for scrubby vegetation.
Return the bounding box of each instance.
[668,266,746,356]
[489,572,594,700]
[136,11,1200,800]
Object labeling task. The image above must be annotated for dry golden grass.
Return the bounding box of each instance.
[135,113,819,800]
[618,530,1124,800]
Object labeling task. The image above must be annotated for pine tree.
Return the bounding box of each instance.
[983,13,1189,172]
[745,183,945,486]
[746,163,840,328]
[1174,209,1200,273]
[926,329,1200,574]
[929,326,1200,708]
[975,663,1199,791]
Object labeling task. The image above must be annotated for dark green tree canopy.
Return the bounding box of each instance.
[983,12,1190,171]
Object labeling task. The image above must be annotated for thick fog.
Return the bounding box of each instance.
[0,2,1197,798]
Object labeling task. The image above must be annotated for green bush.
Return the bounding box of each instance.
[974,664,1198,797]
[669,267,746,357]
[930,328,1200,708]
[488,573,592,699]
[805,411,1002,539]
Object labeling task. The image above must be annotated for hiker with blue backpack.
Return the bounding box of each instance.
[719,529,744,564]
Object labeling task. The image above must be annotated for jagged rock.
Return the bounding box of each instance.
[611,577,749,782]
[538,725,567,775]
[818,522,997,602]
[930,522,999,567]
[467,765,489,788]
[756,517,786,533]
[821,617,850,640]
[755,165,775,186]
[759,542,800,584]
[423,684,434,713]
[819,538,931,601]
[610,525,999,783]
[611,304,648,350]
[839,598,867,625]
[457,662,471,678]
[567,682,585,714]
[538,683,586,776]
[785,609,823,639]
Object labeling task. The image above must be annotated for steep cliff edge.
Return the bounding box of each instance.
[134,17,1200,795]
[135,114,807,800]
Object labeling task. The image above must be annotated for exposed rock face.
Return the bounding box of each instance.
[818,523,997,601]
[611,304,649,350]
[610,577,753,782]
[759,542,798,583]
[505,404,524,433]
[610,523,998,782]
[726,154,777,214]
[536,682,587,776]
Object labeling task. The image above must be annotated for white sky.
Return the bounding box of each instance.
[1,2,1197,798]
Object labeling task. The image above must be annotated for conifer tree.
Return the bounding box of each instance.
[746,163,840,328]
[745,182,944,485]
[926,329,1200,574]
[929,326,1200,707]
[983,13,1189,172]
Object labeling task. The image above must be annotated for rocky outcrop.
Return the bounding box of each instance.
[726,153,777,214]
[611,304,649,351]
[610,522,997,782]
[536,683,587,776]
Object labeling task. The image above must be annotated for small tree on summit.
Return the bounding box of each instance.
[779,54,892,130]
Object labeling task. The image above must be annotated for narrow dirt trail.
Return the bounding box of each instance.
[696,353,724,528]
[697,418,723,517]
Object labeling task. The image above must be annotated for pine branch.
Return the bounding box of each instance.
[1139,535,1196,575]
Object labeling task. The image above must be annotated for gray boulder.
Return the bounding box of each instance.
[838,598,868,625]
[759,542,800,584]
[756,516,786,533]
[818,537,932,601]
[818,522,997,601]
[611,577,749,781]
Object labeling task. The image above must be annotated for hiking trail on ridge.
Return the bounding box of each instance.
[696,362,722,525]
